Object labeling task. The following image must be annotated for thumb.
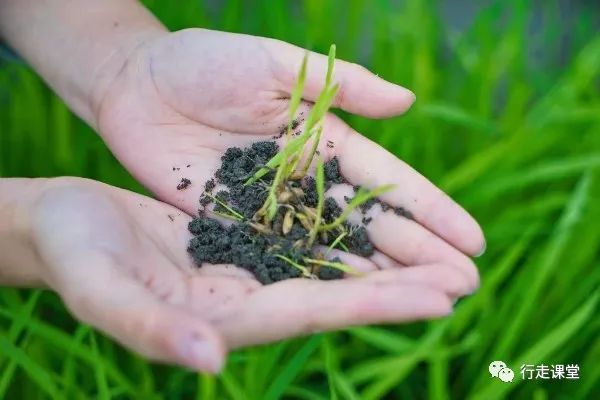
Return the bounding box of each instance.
[57,256,226,373]
[265,39,415,118]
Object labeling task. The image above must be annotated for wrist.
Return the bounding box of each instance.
[0,178,57,288]
[88,27,168,129]
[0,0,169,129]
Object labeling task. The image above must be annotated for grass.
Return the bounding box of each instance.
[1,0,599,398]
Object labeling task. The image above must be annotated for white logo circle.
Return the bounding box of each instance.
[498,367,515,383]
[489,361,507,378]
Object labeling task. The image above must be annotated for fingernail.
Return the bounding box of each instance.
[408,89,416,103]
[475,240,487,258]
[186,334,224,373]
[400,88,416,111]
[398,87,416,103]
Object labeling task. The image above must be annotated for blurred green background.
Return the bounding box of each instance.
[1,0,599,399]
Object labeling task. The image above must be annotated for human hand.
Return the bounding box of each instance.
[94,29,485,279]
[29,178,476,372]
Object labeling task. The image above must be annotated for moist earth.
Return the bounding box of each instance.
[186,141,408,284]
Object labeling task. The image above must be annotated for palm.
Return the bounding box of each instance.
[32,180,473,370]
[98,29,293,210]
[97,29,484,281]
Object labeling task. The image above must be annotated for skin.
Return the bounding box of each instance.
[0,0,485,373]
[1,178,475,373]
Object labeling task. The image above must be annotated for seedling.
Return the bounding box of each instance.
[327,230,348,254]
[275,254,314,278]
[187,44,401,284]
[304,258,365,277]
[320,185,394,231]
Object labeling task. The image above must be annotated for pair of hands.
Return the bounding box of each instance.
[31,29,484,372]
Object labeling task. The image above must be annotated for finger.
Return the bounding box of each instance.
[264,39,415,118]
[321,115,486,256]
[324,183,480,287]
[59,255,226,373]
[363,264,478,297]
[320,245,408,271]
[314,246,378,273]
[211,276,453,348]
[370,251,407,269]
[311,250,476,297]
[194,263,258,280]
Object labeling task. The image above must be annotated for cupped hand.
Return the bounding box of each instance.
[31,179,476,372]
[95,29,485,279]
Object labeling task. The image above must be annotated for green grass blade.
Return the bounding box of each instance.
[264,336,321,400]
[0,335,59,398]
[220,370,247,400]
[471,292,598,400]
[491,172,592,359]
[349,327,417,354]
[89,331,110,400]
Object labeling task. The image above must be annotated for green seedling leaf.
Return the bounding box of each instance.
[245,133,306,185]
[308,157,325,246]
[321,185,395,231]
[300,125,323,176]
[299,83,339,143]
[326,230,348,255]
[304,258,364,276]
[246,84,339,185]
[213,211,242,222]
[287,52,308,137]
[275,254,312,277]
[286,83,339,178]
[266,159,287,220]
[326,44,336,87]
[210,194,244,221]
[287,46,337,176]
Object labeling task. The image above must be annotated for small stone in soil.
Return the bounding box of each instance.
[177,178,191,190]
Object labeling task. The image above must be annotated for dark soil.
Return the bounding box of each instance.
[187,141,391,284]
[324,156,344,184]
